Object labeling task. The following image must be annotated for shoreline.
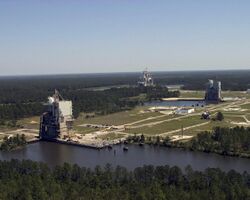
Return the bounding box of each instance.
[39,138,115,149]
[127,141,250,159]
[26,139,250,160]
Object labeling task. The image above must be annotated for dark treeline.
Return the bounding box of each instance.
[153,70,250,91]
[0,103,44,120]
[188,126,250,157]
[0,159,249,200]
[145,86,180,101]
[0,70,249,103]
[67,87,144,117]
[0,73,140,104]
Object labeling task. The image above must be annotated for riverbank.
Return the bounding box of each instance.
[41,138,104,149]
[125,126,250,159]
[40,137,125,149]
[126,140,250,159]
[162,142,250,159]
[28,137,250,159]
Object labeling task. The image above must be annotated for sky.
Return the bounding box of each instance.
[0,0,250,75]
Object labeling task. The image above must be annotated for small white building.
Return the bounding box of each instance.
[247,89,250,94]
[175,108,195,115]
[148,106,177,115]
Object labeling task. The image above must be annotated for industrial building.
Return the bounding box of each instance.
[205,79,222,103]
[138,68,154,87]
[175,107,195,115]
[39,90,73,140]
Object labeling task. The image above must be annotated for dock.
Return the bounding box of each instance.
[39,138,124,149]
[27,137,41,144]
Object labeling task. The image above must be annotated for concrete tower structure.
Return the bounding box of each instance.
[39,90,73,140]
[205,80,222,103]
[138,68,154,87]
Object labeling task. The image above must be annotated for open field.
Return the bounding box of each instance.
[241,103,250,109]
[224,115,247,123]
[222,91,250,99]
[173,120,233,136]
[76,107,164,126]
[126,115,204,135]
[73,126,100,135]
[130,114,179,126]
[17,116,40,129]
[0,116,40,143]
[180,90,205,98]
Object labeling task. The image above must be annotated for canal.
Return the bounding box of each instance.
[145,100,206,107]
[0,141,250,173]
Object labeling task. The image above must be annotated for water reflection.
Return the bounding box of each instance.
[0,141,249,173]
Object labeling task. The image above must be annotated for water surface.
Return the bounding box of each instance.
[0,142,249,173]
[145,100,206,107]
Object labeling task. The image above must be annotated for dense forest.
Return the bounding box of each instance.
[187,126,250,157]
[0,159,249,200]
[153,70,250,91]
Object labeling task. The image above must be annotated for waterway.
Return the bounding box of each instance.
[145,100,206,107]
[0,142,250,173]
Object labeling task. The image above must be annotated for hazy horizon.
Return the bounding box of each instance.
[0,68,250,78]
[1,1,250,75]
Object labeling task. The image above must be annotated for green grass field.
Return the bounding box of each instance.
[126,115,204,135]
[224,115,246,123]
[131,114,180,126]
[17,116,40,129]
[73,126,99,135]
[246,114,250,121]
[174,120,233,136]
[76,107,163,126]
[180,90,205,98]
[222,91,250,99]
[240,103,250,109]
